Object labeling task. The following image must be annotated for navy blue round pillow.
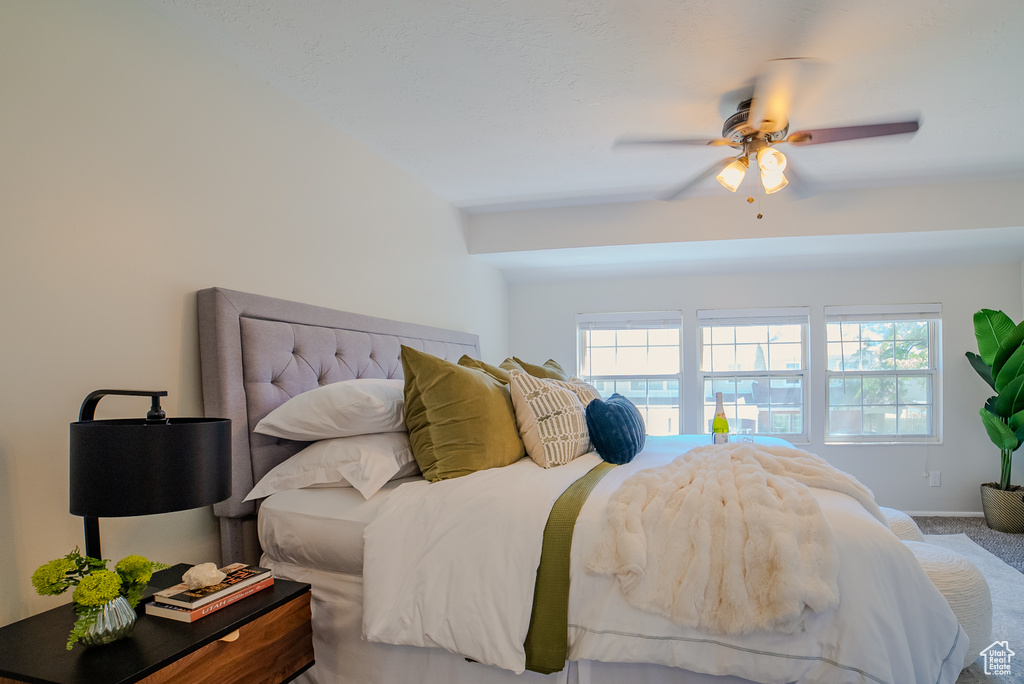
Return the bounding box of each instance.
[585,393,646,464]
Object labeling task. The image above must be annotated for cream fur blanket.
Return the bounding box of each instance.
[588,442,884,636]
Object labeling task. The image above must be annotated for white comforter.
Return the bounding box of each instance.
[363,435,967,684]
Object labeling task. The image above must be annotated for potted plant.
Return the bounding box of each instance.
[31,548,167,649]
[966,308,1024,532]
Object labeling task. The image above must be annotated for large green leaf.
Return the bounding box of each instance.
[1010,410,1024,444]
[974,309,1016,365]
[994,375,1024,418]
[992,321,1024,383]
[985,395,999,416]
[980,408,1019,451]
[995,344,1024,392]
[966,351,995,389]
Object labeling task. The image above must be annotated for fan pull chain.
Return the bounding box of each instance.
[745,161,765,219]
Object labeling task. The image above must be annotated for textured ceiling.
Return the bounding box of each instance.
[143,0,1024,211]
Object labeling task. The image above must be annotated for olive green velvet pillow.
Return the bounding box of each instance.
[402,346,525,482]
[499,357,526,375]
[498,357,570,381]
[457,354,511,385]
[513,357,570,381]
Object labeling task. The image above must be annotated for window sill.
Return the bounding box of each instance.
[824,438,943,446]
[700,434,810,445]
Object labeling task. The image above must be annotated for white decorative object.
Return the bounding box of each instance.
[182,563,226,589]
[904,541,992,670]
[879,506,925,541]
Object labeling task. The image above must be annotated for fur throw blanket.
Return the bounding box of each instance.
[588,442,883,635]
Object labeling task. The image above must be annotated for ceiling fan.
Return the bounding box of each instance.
[616,58,920,201]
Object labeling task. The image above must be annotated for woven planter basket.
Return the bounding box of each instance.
[980,483,1024,533]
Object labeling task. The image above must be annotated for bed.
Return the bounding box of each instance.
[197,287,968,684]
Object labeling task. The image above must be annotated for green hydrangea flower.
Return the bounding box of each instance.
[32,549,165,648]
[31,558,77,596]
[72,570,122,606]
[115,555,154,585]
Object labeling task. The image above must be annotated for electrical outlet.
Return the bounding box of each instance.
[929,471,941,487]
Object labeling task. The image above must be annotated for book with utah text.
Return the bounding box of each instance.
[153,563,273,609]
[145,575,275,622]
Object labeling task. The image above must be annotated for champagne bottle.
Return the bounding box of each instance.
[712,391,730,445]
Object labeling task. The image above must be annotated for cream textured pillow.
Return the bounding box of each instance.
[244,432,418,501]
[508,369,592,468]
[254,378,405,441]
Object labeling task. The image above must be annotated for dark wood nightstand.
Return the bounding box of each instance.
[0,564,314,684]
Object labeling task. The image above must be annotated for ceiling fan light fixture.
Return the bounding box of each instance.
[760,169,789,194]
[756,146,787,174]
[716,157,749,192]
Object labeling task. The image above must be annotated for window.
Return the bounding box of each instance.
[824,304,941,443]
[576,312,682,435]
[698,308,810,441]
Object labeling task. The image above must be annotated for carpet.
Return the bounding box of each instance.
[916,516,1024,574]
[924,534,1024,683]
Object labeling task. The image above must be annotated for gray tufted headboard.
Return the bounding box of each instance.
[197,287,479,565]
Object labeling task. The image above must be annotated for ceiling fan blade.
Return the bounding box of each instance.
[615,135,735,148]
[785,120,919,146]
[747,58,806,134]
[660,157,737,201]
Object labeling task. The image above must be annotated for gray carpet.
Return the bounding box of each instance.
[923,534,1024,683]
[915,516,1024,574]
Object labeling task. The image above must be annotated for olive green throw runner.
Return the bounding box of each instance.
[524,461,617,674]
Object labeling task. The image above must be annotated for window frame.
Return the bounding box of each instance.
[575,311,683,436]
[823,304,942,445]
[697,307,811,443]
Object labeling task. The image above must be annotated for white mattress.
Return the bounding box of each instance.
[258,476,420,575]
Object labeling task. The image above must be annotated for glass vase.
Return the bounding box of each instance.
[80,595,137,647]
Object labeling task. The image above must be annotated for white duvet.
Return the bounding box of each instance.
[363,435,967,684]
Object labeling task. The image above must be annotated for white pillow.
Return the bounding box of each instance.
[254,378,405,440]
[508,370,592,468]
[244,432,418,501]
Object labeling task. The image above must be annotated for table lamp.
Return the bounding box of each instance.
[69,389,231,560]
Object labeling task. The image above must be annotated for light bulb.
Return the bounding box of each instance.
[716,157,749,193]
[760,169,789,194]
[756,146,787,174]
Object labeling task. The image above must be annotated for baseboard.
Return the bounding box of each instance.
[904,511,984,517]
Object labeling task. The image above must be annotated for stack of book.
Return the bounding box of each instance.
[145,563,274,623]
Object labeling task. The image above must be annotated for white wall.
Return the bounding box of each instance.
[0,1,507,626]
[508,261,1023,515]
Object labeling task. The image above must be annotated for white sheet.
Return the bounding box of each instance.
[259,476,420,574]
[363,435,968,684]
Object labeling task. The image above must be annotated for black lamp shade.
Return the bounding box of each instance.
[70,417,231,518]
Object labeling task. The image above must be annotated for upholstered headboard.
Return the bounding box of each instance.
[197,287,480,565]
